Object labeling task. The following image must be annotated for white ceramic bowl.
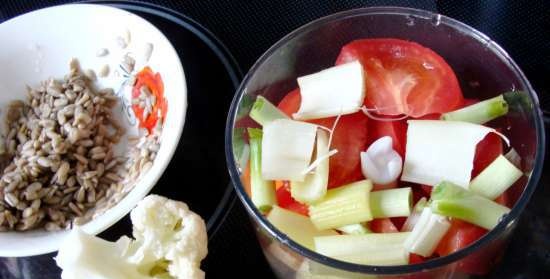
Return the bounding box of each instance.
[0,4,187,257]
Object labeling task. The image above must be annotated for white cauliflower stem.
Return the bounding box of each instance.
[55,195,208,279]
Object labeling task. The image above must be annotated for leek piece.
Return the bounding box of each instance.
[291,130,330,204]
[441,95,508,124]
[370,187,412,218]
[504,147,522,168]
[337,223,371,235]
[401,197,428,232]
[314,233,411,266]
[309,180,373,230]
[248,128,276,213]
[469,155,523,200]
[262,119,318,181]
[431,181,510,230]
[249,96,289,126]
[267,206,337,250]
[404,208,451,257]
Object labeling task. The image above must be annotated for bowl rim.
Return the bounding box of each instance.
[225,6,546,275]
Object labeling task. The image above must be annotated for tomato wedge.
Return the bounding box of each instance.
[436,219,487,257]
[278,89,369,188]
[472,133,503,178]
[275,181,309,216]
[336,39,463,117]
[369,218,399,233]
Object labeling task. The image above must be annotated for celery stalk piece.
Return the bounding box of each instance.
[248,128,276,213]
[430,181,511,230]
[309,180,373,230]
[314,233,411,266]
[441,94,508,124]
[404,208,451,257]
[337,223,371,235]
[401,197,428,232]
[249,96,289,126]
[267,206,337,250]
[370,187,412,218]
[291,130,330,204]
[469,155,523,200]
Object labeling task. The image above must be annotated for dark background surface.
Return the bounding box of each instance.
[1,1,549,278]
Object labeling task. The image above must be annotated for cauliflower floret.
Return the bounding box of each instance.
[55,195,208,279]
[129,195,208,279]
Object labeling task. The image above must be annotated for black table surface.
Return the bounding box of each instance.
[1,1,549,279]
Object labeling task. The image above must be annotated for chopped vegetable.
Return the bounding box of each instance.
[249,96,289,126]
[469,155,523,200]
[441,95,508,124]
[131,67,167,133]
[261,119,318,181]
[401,197,428,232]
[291,130,331,204]
[309,180,373,230]
[504,147,522,168]
[402,120,507,188]
[335,38,463,117]
[369,218,399,233]
[276,183,309,216]
[267,205,337,250]
[56,195,208,279]
[360,136,403,185]
[248,128,276,213]
[370,187,412,218]
[314,233,411,266]
[431,181,511,230]
[293,61,365,120]
[404,208,451,257]
[337,223,371,235]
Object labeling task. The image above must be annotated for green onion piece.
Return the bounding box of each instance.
[249,96,289,126]
[441,95,508,124]
[430,181,510,230]
[267,206,337,250]
[469,155,523,200]
[248,128,276,213]
[314,233,411,266]
[370,187,413,218]
[337,223,371,235]
[401,197,428,232]
[309,180,373,230]
[403,208,451,257]
[291,130,330,204]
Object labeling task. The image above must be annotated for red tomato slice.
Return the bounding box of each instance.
[367,119,407,158]
[436,219,487,257]
[472,133,503,178]
[275,181,309,216]
[369,218,399,233]
[336,39,463,117]
[278,89,369,188]
[409,253,426,264]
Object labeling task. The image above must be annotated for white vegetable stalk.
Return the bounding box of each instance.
[361,136,403,185]
[504,148,522,168]
[401,120,509,188]
[293,61,365,120]
[291,130,331,204]
[261,119,318,181]
[401,197,427,232]
[370,187,412,218]
[404,207,451,257]
[469,155,523,200]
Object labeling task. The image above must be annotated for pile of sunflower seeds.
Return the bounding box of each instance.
[0,59,129,231]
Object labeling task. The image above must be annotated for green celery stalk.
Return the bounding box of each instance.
[314,233,411,266]
[469,155,523,200]
[441,94,508,124]
[248,128,276,213]
[309,180,373,230]
[430,181,510,230]
[267,206,337,250]
[370,187,412,218]
[337,223,371,235]
[249,96,289,126]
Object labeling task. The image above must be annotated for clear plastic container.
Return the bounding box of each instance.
[225,7,545,278]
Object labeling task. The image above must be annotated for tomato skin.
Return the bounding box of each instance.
[277,89,369,188]
[472,133,503,178]
[336,39,463,117]
[369,218,399,233]
[275,181,309,216]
